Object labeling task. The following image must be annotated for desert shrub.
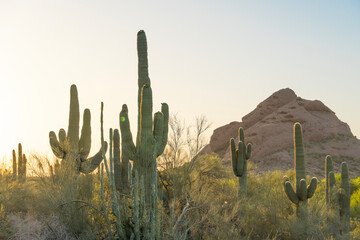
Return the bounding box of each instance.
[350,188,360,218]
[1,151,360,239]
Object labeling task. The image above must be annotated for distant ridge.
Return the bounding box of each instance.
[200,88,360,177]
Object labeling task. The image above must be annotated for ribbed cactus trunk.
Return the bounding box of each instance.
[12,149,17,181]
[119,30,168,204]
[113,129,129,194]
[340,162,350,236]
[49,85,107,175]
[283,123,317,219]
[230,127,251,198]
[325,155,333,206]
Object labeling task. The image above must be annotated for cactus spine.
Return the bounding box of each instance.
[119,30,169,203]
[283,122,317,218]
[49,85,107,174]
[230,127,252,197]
[12,143,27,182]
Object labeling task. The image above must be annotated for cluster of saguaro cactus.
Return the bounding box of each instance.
[118,30,169,203]
[49,85,107,175]
[283,122,317,218]
[325,155,350,237]
[230,127,252,197]
[100,103,160,239]
[12,143,27,183]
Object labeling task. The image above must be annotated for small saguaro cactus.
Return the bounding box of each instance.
[283,122,317,218]
[325,157,351,237]
[119,30,169,203]
[339,162,350,236]
[230,127,252,197]
[325,155,334,206]
[49,85,107,174]
[113,129,129,194]
[12,143,27,182]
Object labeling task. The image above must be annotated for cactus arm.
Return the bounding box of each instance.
[156,103,169,157]
[12,149,17,180]
[325,155,333,204]
[283,176,290,184]
[284,181,299,204]
[67,84,80,150]
[328,171,337,206]
[113,129,121,190]
[49,131,65,158]
[17,143,22,177]
[307,177,317,198]
[246,143,252,159]
[113,128,129,193]
[58,129,66,146]
[120,104,136,160]
[79,142,108,174]
[230,138,238,176]
[22,154,27,182]
[294,122,306,191]
[329,171,336,188]
[79,109,91,159]
[153,111,164,155]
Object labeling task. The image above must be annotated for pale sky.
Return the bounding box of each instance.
[1,1,359,164]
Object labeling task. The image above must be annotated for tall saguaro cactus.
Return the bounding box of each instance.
[283,122,317,218]
[12,143,27,182]
[119,30,169,203]
[230,127,252,197]
[49,85,107,174]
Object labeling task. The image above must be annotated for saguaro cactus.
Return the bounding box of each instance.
[325,157,351,237]
[230,127,252,197]
[119,30,169,202]
[283,122,317,218]
[113,129,129,194]
[325,155,334,206]
[12,143,27,182]
[339,162,350,236]
[49,85,107,174]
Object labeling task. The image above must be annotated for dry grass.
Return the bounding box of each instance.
[0,153,360,239]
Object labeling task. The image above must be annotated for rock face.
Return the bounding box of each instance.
[202,88,360,177]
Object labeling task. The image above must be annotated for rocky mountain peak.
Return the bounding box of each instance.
[200,88,359,177]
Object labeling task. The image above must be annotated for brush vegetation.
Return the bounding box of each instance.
[1,153,360,239]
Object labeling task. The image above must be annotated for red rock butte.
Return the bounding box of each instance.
[201,88,360,177]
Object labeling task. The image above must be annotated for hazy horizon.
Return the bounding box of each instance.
[1,1,359,164]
